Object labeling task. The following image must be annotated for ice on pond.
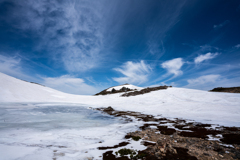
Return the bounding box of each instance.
[0,104,120,130]
[0,103,143,160]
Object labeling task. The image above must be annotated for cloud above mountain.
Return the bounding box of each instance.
[113,61,152,85]
[43,75,98,95]
[161,58,184,77]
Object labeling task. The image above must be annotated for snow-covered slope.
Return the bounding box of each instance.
[0,72,90,102]
[1,72,240,127]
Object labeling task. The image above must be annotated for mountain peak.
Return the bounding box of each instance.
[95,84,143,96]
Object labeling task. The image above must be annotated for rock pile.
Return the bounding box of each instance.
[121,86,170,97]
[97,107,240,160]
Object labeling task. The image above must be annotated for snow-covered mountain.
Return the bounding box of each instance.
[0,72,240,127]
[106,84,143,91]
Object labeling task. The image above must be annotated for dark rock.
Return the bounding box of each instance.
[157,126,176,135]
[103,106,114,112]
[95,85,134,95]
[121,86,169,97]
[120,87,128,92]
[111,88,116,93]
[209,87,240,93]
[220,134,240,145]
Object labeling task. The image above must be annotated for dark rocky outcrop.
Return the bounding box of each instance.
[209,87,240,93]
[95,85,133,96]
[103,106,114,112]
[111,88,117,93]
[95,84,172,96]
[121,86,170,97]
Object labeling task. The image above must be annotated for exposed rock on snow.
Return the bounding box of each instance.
[121,86,170,97]
[95,84,171,97]
[210,87,240,93]
[106,84,143,92]
[99,107,240,160]
[95,84,143,96]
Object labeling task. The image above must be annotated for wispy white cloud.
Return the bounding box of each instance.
[194,52,218,64]
[187,74,220,85]
[0,55,20,72]
[213,20,230,29]
[199,45,219,52]
[161,58,184,77]
[6,0,104,72]
[185,44,219,62]
[234,44,240,48]
[185,74,221,90]
[0,54,30,80]
[185,74,240,90]
[147,41,165,59]
[145,0,187,60]
[113,61,152,85]
[0,54,98,95]
[43,75,98,95]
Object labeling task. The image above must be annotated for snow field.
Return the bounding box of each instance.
[0,72,240,127]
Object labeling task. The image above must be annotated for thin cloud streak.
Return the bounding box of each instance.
[185,74,240,90]
[185,74,221,90]
[144,0,187,61]
[213,20,230,29]
[0,54,34,81]
[187,74,220,85]
[0,54,21,76]
[194,52,218,64]
[43,75,98,95]
[147,40,166,61]
[234,44,240,48]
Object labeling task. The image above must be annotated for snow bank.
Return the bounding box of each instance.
[0,72,240,127]
[0,72,90,103]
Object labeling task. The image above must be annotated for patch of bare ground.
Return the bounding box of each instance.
[96,107,240,160]
[209,87,240,93]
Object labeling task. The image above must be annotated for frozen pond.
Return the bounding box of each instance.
[0,103,144,160]
[0,104,121,131]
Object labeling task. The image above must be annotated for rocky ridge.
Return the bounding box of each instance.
[95,85,171,97]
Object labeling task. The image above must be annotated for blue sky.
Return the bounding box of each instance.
[0,0,240,95]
